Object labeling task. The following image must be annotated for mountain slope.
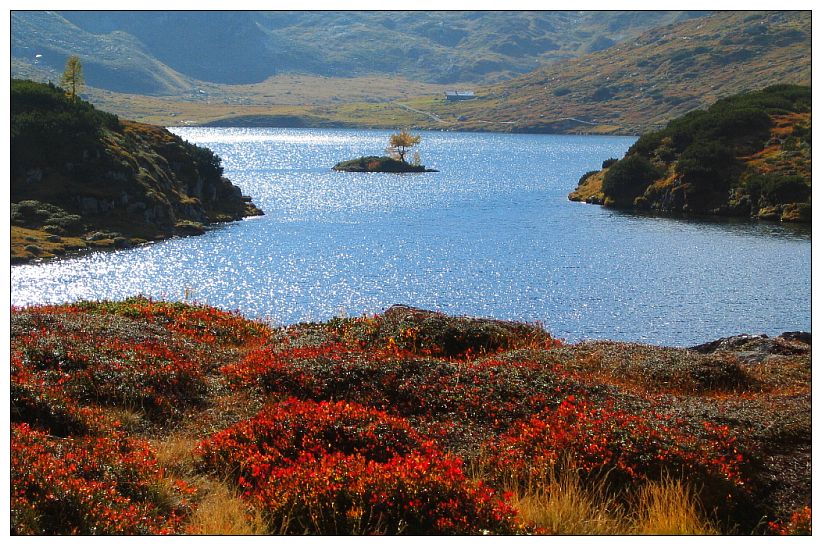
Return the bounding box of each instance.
[12,10,707,92]
[10,11,195,94]
[427,11,811,134]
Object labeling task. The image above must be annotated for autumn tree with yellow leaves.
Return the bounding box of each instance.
[386,130,421,163]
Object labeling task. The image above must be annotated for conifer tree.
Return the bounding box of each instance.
[60,55,85,101]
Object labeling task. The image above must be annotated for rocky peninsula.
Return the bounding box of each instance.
[569,85,811,223]
[11,79,263,264]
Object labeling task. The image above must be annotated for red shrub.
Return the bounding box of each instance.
[11,423,195,535]
[488,395,746,487]
[75,297,272,346]
[197,399,522,534]
[768,506,812,536]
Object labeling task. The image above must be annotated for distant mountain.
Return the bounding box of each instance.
[10,11,194,94]
[439,11,811,134]
[11,10,708,93]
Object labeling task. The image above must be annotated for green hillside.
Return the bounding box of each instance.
[98,11,809,135]
[568,85,811,222]
[10,79,262,263]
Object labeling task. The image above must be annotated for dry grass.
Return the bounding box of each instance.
[151,433,200,476]
[630,477,720,535]
[508,466,625,535]
[499,460,719,535]
[187,479,269,535]
[150,433,269,535]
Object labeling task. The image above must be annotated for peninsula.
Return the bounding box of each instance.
[569,85,811,222]
[11,79,263,264]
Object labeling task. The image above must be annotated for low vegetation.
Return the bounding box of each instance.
[333,130,436,173]
[10,78,262,264]
[11,299,811,535]
[569,85,811,221]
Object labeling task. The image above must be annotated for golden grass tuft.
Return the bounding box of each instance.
[499,459,719,535]
[186,479,269,535]
[630,476,720,535]
[509,466,625,534]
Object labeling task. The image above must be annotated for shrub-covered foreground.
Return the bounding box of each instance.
[10,298,811,535]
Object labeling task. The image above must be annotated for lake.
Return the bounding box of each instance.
[10,128,811,346]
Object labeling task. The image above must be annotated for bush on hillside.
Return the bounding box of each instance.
[676,140,740,193]
[602,154,663,203]
[10,79,120,174]
[746,174,811,205]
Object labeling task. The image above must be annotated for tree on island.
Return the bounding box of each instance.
[60,55,85,101]
[386,129,421,163]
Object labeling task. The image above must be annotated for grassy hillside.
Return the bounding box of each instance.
[568,85,811,222]
[10,11,194,95]
[11,299,811,535]
[94,11,810,134]
[443,11,811,134]
[12,11,706,93]
[10,79,262,263]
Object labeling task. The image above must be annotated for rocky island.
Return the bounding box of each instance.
[333,129,438,173]
[332,155,438,173]
[569,85,811,222]
[10,79,263,264]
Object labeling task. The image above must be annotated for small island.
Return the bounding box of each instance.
[333,130,438,173]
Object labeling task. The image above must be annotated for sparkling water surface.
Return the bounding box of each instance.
[11,128,811,346]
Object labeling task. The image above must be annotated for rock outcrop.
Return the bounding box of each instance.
[11,79,263,263]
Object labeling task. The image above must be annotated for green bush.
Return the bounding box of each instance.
[676,141,740,193]
[10,79,120,175]
[601,158,618,169]
[746,174,810,205]
[602,154,663,203]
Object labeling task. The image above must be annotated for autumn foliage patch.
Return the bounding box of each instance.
[10,300,811,535]
[197,399,521,534]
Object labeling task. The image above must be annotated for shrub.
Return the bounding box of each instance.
[11,423,194,535]
[602,154,663,203]
[676,140,740,194]
[488,395,745,486]
[601,158,618,169]
[768,506,812,536]
[197,399,522,534]
[11,79,119,174]
[746,174,811,205]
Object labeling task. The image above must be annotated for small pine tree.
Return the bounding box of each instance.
[60,55,85,101]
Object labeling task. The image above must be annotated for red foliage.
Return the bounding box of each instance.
[197,399,522,534]
[12,320,210,422]
[489,395,746,487]
[11,423,194,535]
[768,506,812,535]
[74,297,272,346]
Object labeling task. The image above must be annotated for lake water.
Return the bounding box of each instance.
[10,128,811,346]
